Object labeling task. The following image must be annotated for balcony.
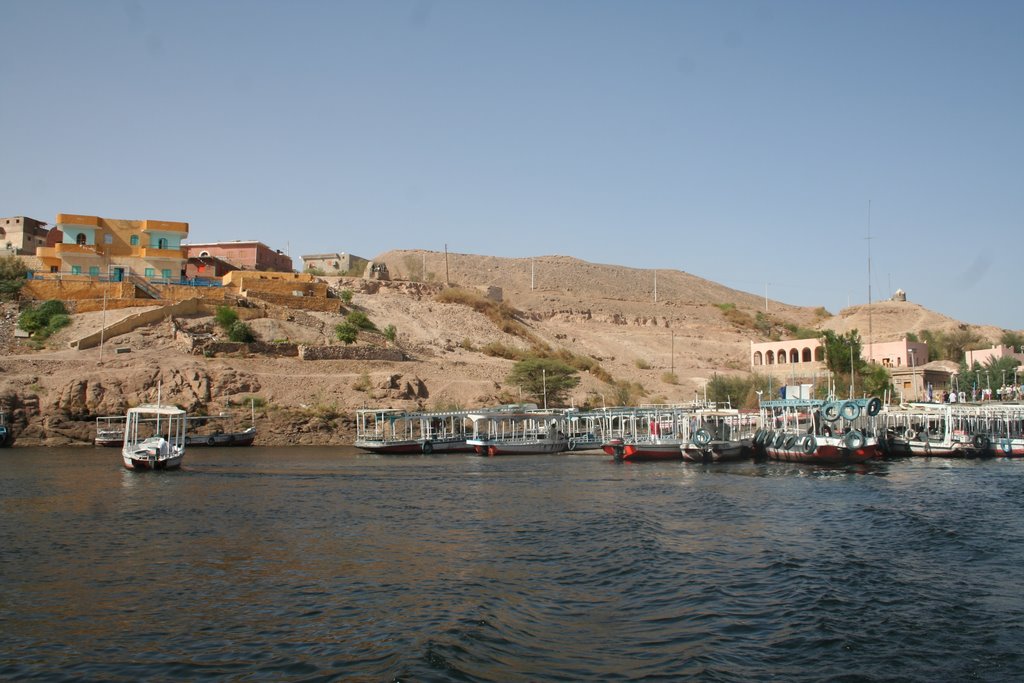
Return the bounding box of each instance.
[141,219,188,233]
[140,247,186,260]
[52,243,104,257]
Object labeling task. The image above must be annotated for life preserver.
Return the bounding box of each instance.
[844,430,865,450]
[422,441,433,454]
[822,402,841,422]
[207,436,216,446]
[904,428,916,440]
[802,434,817,454]
[972,434,990,450]
[694,429,711,447]
[840,401,861,421]
[1001,438,1012,455]
[866,398,882,416]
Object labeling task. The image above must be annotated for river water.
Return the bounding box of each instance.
[3,447,1024,682]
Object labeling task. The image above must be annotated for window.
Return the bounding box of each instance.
[130,235,139,246]
[104,234,112,244]
[76,233,87,245]
[144,268,155,278]
[89,266,100,277]
[71,265,82,275]
[162,269,172,280]
[157,238,168,250]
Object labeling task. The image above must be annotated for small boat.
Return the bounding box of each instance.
[95,415,126,447]
[600,405,694,462]
[0,412,14,448]
[682,409,757,463]
[183,411,258,447]
[757,398,881,465]
[122,403,187,471]
[467,408,569,456]
[354,408,474,454]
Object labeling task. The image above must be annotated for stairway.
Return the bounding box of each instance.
[127,272,162,299]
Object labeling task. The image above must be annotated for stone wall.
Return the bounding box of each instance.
[248,292,343,313]
[298,345,406,361]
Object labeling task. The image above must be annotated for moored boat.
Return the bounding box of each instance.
[0,411,14,448]
[467,408,569,456]
[122,403,187,471]
[682,409,758,463]
[354,408,474,454]
[757,397,881,465]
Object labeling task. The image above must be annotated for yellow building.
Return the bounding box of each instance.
[37,214,188,282]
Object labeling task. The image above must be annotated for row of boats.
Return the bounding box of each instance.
[354,399,1024,465]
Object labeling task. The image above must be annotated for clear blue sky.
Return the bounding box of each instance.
[3,1,1021,329]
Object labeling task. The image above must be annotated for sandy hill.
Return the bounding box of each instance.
[0,251,1013,447]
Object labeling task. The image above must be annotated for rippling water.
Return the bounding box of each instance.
[3,447,1024,681]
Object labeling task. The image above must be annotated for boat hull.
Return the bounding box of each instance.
[469,440,568,456]
[185,428,257,447]
[603,439,685,462]
[122,452,183,471]
[765,442,876,464]
[682,439,752,463]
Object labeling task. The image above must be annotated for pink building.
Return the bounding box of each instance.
[964,344,1024,368]
[750,337,929,375]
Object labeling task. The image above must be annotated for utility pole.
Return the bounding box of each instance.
[866,200,873,364]
[444,244,449,286]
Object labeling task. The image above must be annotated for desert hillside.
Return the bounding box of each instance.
[0,251,1012,447]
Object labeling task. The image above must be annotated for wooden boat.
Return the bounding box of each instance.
[682,409,758,463]
[467,408,569,456]
[95,415,126,447]
[354,408,474,454]
[122,403,187,471]
[758,398,881,465]
[600,405,696,462]
[183,411,257,447]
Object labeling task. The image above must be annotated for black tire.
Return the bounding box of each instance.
[844,430,865,450]
[866,397,882,416]
[841,401,861,421]
[773,432,786,449]
[207,436,215,446]
[802,434,817,454]
[822,402,841,422]
[422,441,433,455]
[972,434,989,451]
[694,429,711,447]
[568,438,576,451]
[184,436,191,446]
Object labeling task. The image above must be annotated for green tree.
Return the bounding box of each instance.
[0,254,27,299]
[214,306,239,332]
[345,310,377,331]
[1000,330,1024,352]
[819,329,866,376]
[506,357,580,406]
[335,322,358,344]
[861,364,893,400]
[227,321,256,343]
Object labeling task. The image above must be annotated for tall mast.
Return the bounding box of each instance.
[866,200,873,367]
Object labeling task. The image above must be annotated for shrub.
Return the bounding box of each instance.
[336,322,358,344]
[339,289,354,304]
[481,341,527,360]
[227,321,256,343]
[346,310,377,331]
[215,306,239,331]
[18,300,69,336]
[662,372,679,385]
[383,324,397,342]
[0,254,27,300]
[635,358,651,370]
[353,372,371,392]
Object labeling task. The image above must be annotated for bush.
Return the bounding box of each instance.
[0,254,27,300]
[227,321,256,343]
[662,372,679,385]
[19,300,69,337]
[336,322,358,344]
[215,306,239,331]
[635,358,651,370]
[346,310,377,331]
[353,373,371,391]
[383,324,397,342]
[339,289,353,304]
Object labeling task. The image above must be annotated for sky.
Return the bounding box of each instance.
[2,0,1021,329]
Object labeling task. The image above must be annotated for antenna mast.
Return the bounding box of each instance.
[866,200,873,367]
